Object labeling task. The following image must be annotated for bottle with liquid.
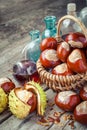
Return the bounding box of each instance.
[79,0,87,28]
[61,3,81,37]
[22,30,41,62]
[42,16,57,39]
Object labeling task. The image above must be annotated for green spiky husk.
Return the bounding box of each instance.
[25,81,47,116]
[0,88,8,113]
[9,89,31,119]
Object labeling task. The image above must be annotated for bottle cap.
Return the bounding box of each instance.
[67,3,76,12]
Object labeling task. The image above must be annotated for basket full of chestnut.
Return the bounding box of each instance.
[36,15,87,92]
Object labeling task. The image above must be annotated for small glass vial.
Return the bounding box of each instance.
[22,30,41,62]
[61,3,81,36]
[42,16,57,39]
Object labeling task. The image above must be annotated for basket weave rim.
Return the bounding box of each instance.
[36,59,86,82]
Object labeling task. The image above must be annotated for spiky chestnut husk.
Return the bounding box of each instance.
[25,81,47,116]
[9,89,31,119]
[0,88,8,113]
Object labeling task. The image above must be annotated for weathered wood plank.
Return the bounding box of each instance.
[0,110,12,124]
[0,36,30,84]
[63,120,87,130]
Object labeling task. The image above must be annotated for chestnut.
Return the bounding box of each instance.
[55,91,80,111]
[9,87,37,119]
[67,49,87,73]
[79,85,87,101]
[40,49,61,68]
[15,87,37,113]
[65,32,87,48]
[9,81,47,119]
[13,60,40,83]
[40,37,57,51]
[0,77,15,94]
[74,101,87,125]
[57,41,71,62]
[52,63,73,76]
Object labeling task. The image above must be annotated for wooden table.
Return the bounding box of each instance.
[0,0,87,130]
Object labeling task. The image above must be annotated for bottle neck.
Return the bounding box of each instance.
[45,21,56,29]
[31,35,39,41]
[29,30,40,41]
[67,11,77,17]
[44,16,56,29]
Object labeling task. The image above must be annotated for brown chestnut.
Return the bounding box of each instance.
[52,63,73,76]
[0,77,15,94]
[74,101,87,125]
[40,37,57,51]
[57,41,71,62]
[79,85,87,101]
[67,49,87,73]
[65,32,87,48]
[55,91,80,111]
[40,49,61,68]
[15,87,37,113]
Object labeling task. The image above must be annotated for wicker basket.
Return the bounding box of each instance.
[36,15,87,92]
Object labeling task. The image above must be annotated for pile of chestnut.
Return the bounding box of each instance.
[40,32,87,75]
[39,32,87,125]
[55,88,87,125]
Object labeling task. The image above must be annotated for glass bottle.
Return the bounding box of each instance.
[79,0,87,28]
[42,16,57,39]
[22,30,41,62]
[61,3,81,36]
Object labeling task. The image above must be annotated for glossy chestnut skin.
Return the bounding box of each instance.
[74,101,87,125]
[57,41,71,62]
[0,77,15,94]
[40,49,61,68]
[65,32,87,48]
[79,85,87,101]
[67,49,87,73]
[52,63,73,76]
[55,91,80,111]
[40,37,57,51]
[86,48,87,58]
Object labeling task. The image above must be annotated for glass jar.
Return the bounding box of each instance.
[61,3,81,37]
[22,30,41,62]
[79,7,87,28]
[42,16,57,39]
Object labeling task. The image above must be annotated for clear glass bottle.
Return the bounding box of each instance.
[42,16,57,39]
[61,3,81,36]
[22,30,41,62]
[79,0,87,28]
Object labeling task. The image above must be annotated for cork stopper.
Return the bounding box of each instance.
[67,3,76,12]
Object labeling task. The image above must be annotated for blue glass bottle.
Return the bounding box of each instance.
[42,16,57,39]
[22,30,41,62]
